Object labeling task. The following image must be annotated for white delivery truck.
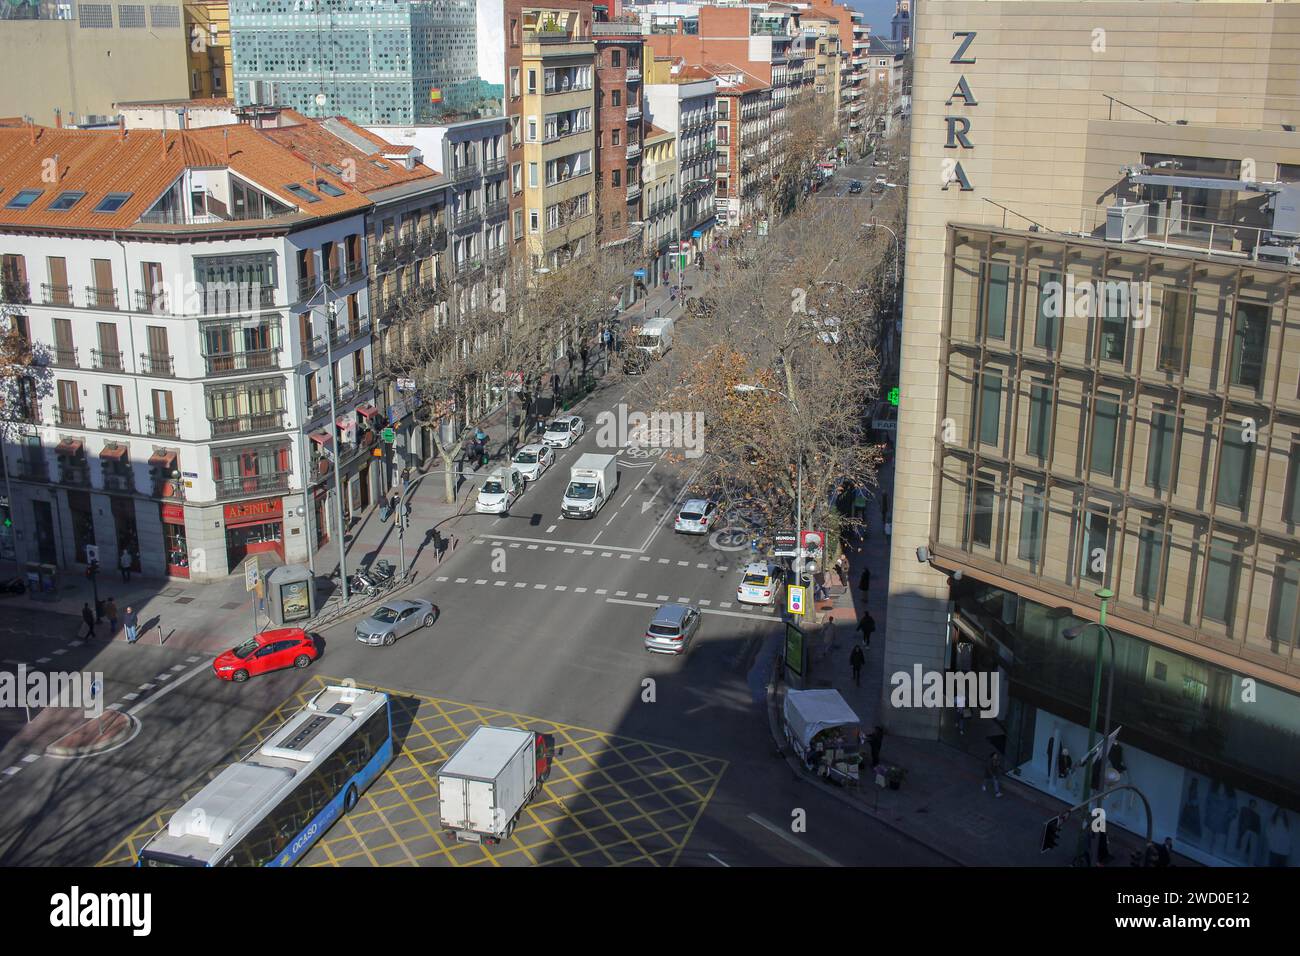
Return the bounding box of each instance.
[438,726,555,844]
[561,453,618,518]
[632,316,674,358]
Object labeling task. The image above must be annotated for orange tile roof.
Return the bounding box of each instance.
[0,122,372,233]
[261,120,438,193]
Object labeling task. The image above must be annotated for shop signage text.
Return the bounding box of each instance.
[943,31,977,192]
[224,499,283,524]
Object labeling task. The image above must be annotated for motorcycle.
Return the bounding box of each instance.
[368,559,396,588]
[350,570,382,598]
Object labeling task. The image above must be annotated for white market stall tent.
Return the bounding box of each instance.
[783,689,861,756]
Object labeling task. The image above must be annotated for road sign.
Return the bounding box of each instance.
[244,556,260,592]
[381,427,396,444]
[888,386,900,406]
[774,532,798,558]
[787,585,806,616]
[396,377,416,392]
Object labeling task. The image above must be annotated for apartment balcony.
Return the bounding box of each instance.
[146,415,180,438]
[483,157,508,177]
[484,198,509,221]
[15,459,48,482]
[452,163,481,184]
[58,463,90,487]
[54,406,84,427]
[1,278,30,304]
[139,352,175,377]
[102,472,136,494]
[85,286,118,310]
[203,283,277,314]
[134,289,168,314]
[51,346,78,369]
[97,410,130,433]
[625,66,641,83]
[205,348,280,375]
[210,412,285,438]
[626,106,642,122]
[346,260,365,283]
[626,182,642,200]
[453,205,483,231]
[92,349,124,372]
[41,283,73,306]
[625,141,642,159]
[215,471,291,501]
[485,246,509,268]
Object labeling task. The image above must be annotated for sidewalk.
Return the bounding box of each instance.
[766,460,1189,867]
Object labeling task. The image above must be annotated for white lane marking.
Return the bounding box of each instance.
[21,754,40,763]
[699,599,712,606]
[138,684,155,691]
[128,659,211,717]
[2,767,20,777]
[491,540,503,546]
[640,461,702,552]
[527,545,538,550]
[494,581,507,587]
[708,853,730,867]
[545,546,556,552]
[677,561,690,567]
[746,813,843,867]
[436,576,449,582]
[509,543,521,548]
[620,554,631,560]
[186,656,201,663]
[658,558,670,565]
[574,587,587,593]
[596,589,608,595]
[582,550,593,556]
[36,658,51,664]
[123,692,140,701]
[601,552,612,558]
[640,485,664,515]
[636,593,649,599]
[697,563,710,569]
[554,585,568,592]
[656,594,669,601]
[455,578,468,584]
[564,548,576,554]
[635,477,647,490]
[615,590,628,597]
[69,641,84,648]
[485,533,642,553]
[639,556,651,562]
[605,512,619,526]
[546,525,557,533]
[719,602,733,608]
[475,579,487,585]
[514,582,527,588]
[170,664,186,672]
[53,649,67,655]
[678,597,690,603]
[533,584,547,590]
[156,673,172,682]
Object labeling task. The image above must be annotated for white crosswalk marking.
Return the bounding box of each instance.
[455,578,468,583]
[545,547,556,552]
[514,582,527,588]
[527,545,538,550]
[697,563,710,569]
[491,540,503,546]
[658,558,670,564]
[436,576,449,582]
[677,561,690,567]
[475,579,487,585]
[699,599,712,606]
[636,593,649,599]
[52,648,67,655]
[170,664,186,672]
[509,543,520,548]
[138,684,155,691]
[123,693,140,701]
[615,590,628,597]
[564,548,575,554]
[186,656,201,663]
[719,602,733,608]
[554,585,567,591]
[678,597,690,603]
[494,581,507,587]
[601,552,612,558]
[157,673,172,681]
[574,587,588,593]
[638,556,651,562]
[657,595,670,601]
[582,550,593,555]
[620,554,631,559]
[533,583,547,589]
[596,589,609,595]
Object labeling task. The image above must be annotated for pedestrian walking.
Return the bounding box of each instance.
[79,602,96,639]
[123,605,139,644]
[849,644,865,687]
[106,597,119,637]
[880,492,890,521]
[119,547,133,583]
[857,611,876,648]
[867,725,884,768]
[982,751,1004,797]
[858,566,871,598]
[834,553,849,588]
[94,597,105,625]
[884,515,893,541]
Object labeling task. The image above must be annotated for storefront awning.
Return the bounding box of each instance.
[99,443,128,461]
[308,430,333,448]
[356,403,380,420]
[148,449,177,469]
[55,437,83,455]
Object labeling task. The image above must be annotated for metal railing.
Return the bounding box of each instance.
[483,157,508,176]
[58,464,90,487]
[209,411,285,437]
[454,205,483,229]
[16,459,48,482]
[134,289,168,314]
[97,410,130,432]
[146,415,180,438]
[85,285,118,310]
[54,406,83,427]
[42,283,72,306]
[484,198,509,220]
[452,163,481,183]
[201,283,276,314]
[139,352,175,376]
[51,346,78,368]
[92,348,124,372]
[103,473,136,493]
[205,348,280,375]
[215,471,290,500]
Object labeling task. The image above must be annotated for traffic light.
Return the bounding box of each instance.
[1040,816,1062,853]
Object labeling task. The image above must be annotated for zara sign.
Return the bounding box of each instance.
[942,32,977,192]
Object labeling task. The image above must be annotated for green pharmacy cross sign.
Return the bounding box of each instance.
[888,387,900,407]
[381,427,396,444]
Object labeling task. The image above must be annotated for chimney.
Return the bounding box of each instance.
[55,109,62,129]
[223,129,230,164]
[118,115,126,141]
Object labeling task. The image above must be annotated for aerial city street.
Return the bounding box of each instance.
[0,0,1296,896]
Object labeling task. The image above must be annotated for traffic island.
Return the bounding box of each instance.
[45,710,136,757]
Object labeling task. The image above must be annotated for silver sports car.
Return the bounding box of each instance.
[355,599,439,646]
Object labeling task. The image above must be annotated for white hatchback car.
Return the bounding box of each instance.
[542,415,584,448]
[674,499,720,535]
[511,443,554,483]
[737,561,785,607]
[475,466,525,515]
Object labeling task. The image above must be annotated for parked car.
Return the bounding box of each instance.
[475,466,525,514]
[737,561,785,607]
[542,415,585,448]
[848,180,863,194]
[355,599,439,647]
[213,627,319,682]
[511,442,555,483]
[674,499,720,535]
[644,603,702,656]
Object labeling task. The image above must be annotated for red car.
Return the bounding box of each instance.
[213,627,319,683]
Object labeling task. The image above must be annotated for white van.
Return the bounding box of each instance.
[632,317,674,358]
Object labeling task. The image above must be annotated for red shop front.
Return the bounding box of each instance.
[161,502,189,578]
[224,497,284,572]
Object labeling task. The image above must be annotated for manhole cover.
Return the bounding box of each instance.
[173,597,195,605]
[220,601,243,610]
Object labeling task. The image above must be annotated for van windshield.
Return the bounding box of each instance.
[565,482,597,500]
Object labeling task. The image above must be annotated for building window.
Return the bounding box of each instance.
[978,369,1001,447]
[1135,518,1165,601]
[611,49,621,67]
[512,162,522,193]
[1203,539,1240,627]
[528,118,537,142]
[1026,380,1051,461]
[511,67,521,98]
[983,261,1008,340]
[1268,559,1300,649]
[1287,443,1300,525]
[612,128,620,146]
[529,210,539,233]
[971,474,995,549]
[1158,288,1189,373]
[1147,408,1175,493]
[513,209,524,239]
[612,169,621,187]
[1230,301,1267,391]
[1215,423,1253,513]
[529,162,538,188]
[1100,291,1127,362]
[1090,395,1120,478]
[1034,270,1060,351]
[612,89,621,107]
[1080,511,1109,582]
[1018,486,1044,564]
[527,69,537,94]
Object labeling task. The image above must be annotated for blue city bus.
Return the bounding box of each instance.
[138,684,394,867]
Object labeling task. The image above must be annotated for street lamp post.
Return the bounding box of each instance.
[1063,586,1117,863]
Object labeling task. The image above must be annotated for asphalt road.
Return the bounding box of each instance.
[0,216,941,869]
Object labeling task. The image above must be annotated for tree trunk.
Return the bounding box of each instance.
[429,427,458,505]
